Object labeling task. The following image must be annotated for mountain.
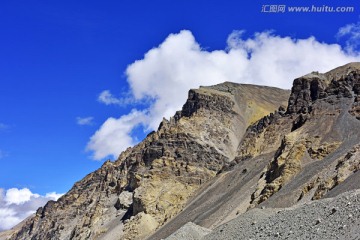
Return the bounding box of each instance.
[151,62,360,240]
[7,63,360,240]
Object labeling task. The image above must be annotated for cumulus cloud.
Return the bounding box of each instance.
[88,29,360,160]
[337,20,360,53]
[4,188,38,205]
[76,117,94,126]
[86,110,148,160]
[0,188,63,231]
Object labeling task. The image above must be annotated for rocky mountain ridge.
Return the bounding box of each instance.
[8,81,289,240]
[149,62,360,240]
[6,62,360,240]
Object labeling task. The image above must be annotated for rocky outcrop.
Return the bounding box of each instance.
[299,144,360,201]
[9,83,289,240]
[286,72,328,114]
[149,63,360,240]
[122,212,159,240]
[247,63,360,208]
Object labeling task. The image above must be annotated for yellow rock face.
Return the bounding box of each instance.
[131,157,216,227]
[250,130,342,205]
[254,133,307,204]
[307,142,341,160]
[309,144,360,200]
[122,212,159,240]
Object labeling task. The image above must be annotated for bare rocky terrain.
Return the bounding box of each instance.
[166,189,360,240]
[6,80,289,240]
[210,188,360,240]
[165,222,211,240]
[3,63,360,240]
[149,62,360,240]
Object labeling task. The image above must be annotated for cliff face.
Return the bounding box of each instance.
[248,64,360,207]
[149,63,360,240]
[9,83,289,240]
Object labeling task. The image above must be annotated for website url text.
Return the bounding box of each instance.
[261,5,355,13]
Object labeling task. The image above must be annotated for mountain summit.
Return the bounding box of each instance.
[8,63,360,240]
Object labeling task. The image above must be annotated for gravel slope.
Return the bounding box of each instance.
[164,222,211,240]
[203,189,360,240]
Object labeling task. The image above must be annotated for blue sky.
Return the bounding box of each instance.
[1,0,360,231]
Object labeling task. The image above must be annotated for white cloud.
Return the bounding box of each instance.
[4,188,38,205]
[98,90,123,105]
[86,109,148,160]
[0,188,63,231]
[88,29,360,160]
[76,117,94,126]
[337,20,360,53]
[98,90,135,106]
[45,192,63,200]
[0,208,20,231]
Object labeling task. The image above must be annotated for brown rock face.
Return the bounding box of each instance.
[239,63,360,209]
[149,63,360,240]
[9,83,289,240]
